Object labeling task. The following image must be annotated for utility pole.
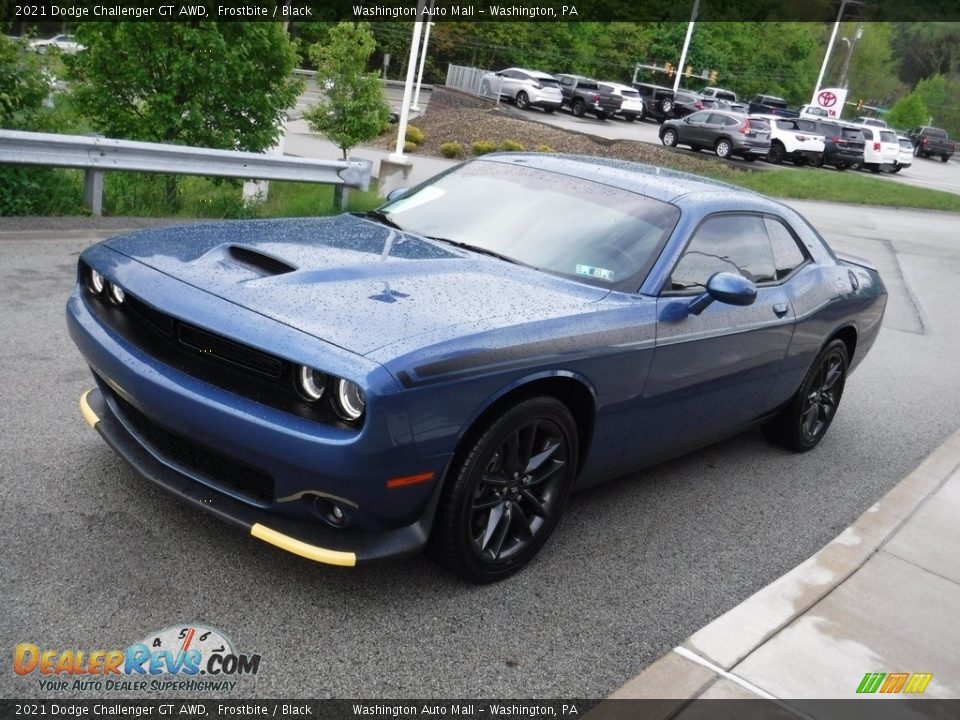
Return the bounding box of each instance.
[390,0,426,162]
[673,0,700,93]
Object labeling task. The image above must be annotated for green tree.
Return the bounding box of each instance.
[886,91,929,130]
[67,23,301,151]
[0,34,48,127]
[303,22,391,160]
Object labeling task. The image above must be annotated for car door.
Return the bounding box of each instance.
[681,111,713,145]
[499,69,521,97]
[631,213,797,460]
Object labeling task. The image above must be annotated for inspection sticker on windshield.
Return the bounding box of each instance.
[575,264,614,282]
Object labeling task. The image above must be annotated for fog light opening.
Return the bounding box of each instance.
[314,497,348,528]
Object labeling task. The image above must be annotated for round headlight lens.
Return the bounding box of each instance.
[335,379,365,422]
[297,365,327,401]
[87,268,105,295]
[107,283,125,305]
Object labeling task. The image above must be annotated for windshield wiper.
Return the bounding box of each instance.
[359,210,405,232]
[426,237,520,265]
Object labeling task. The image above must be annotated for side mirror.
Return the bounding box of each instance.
[688,272,757,315]
[385,187,410,202]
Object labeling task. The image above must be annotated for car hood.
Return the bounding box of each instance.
[104,215,608,356]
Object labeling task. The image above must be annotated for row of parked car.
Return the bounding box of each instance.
[481,67,956,173]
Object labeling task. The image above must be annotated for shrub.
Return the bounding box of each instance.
[472,139,498,155]
[405,125,425,145]
[535,144,556,153]
[403,140,418,154]
[499,139,524,152]
[439,141,464,158]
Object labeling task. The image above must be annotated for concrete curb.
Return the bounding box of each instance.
[610,425,960,704]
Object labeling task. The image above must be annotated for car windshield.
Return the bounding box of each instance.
[378,160,681,290]
[716,91,736,101]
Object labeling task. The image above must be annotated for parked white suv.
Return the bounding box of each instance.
[860,126,900,172]
[894,136,914,174]
[753,114,825,166]
[598,81,645,121]
[480,68,563,113]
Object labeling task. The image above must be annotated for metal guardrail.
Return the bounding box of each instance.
[445,64,501,102]
[0,129,372,216]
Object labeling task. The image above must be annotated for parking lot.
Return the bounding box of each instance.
[3,199,960,699]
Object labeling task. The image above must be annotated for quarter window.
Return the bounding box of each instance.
[668,214,776,291]
[764,217,807,279]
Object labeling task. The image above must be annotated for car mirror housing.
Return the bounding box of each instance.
[688,272,757,315]
[385,187,410,202]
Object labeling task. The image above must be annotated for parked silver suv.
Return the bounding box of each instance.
[481,68,563,113]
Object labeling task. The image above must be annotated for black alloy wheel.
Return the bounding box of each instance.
[764,339,849,452]
[767,142,785,164]
[572,99,586,117]
[429,397,578,583]
[516,91,530,110]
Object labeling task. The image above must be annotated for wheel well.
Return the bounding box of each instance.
[829,326,858,362]
[454,377,596,477]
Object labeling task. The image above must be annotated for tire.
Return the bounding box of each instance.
[891,166,902,173]
[792,157,807,167]
[661,128,678,147]
[767,141,785,164]
[743,155,757,162]
[942,155,950,163]
[660,98,674,116]
[869,164,881,173]
[572,100,586,118]
[715,137,733,159]
[689,145,702,153]
[515,91,529,110]
[835,163,848,171]
[428,397,578,583]
[763,339,849,452]
[625,114,636,122]
[636,104,646,122]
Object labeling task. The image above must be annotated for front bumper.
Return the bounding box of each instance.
[79,387,439,565]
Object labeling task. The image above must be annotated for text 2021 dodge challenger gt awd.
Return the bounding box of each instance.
[68,154,886,582]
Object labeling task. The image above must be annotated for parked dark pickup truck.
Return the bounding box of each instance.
[748,95,799,117]
[554,74,622,120]
[908,126,956,162]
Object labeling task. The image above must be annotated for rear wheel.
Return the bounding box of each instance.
[428,397,578,583]
[942,154,950,163]
[661,128,678,147]
[767,141,785,164]
[572,99,586,117]
[763,340,848,452]
[715,138,733,159]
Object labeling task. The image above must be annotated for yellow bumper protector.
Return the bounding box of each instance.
[79,389,100,429]
[250,523,357,567]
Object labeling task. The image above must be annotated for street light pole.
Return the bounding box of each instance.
[411,0,435,112]
[814,0,862,96]
[390,0,426,162]
[837,23,864,89]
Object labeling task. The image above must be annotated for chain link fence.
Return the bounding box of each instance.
[445,64,502,103]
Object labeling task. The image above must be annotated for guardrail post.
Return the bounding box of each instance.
[83,169,104,216]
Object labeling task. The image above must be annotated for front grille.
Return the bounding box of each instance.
[107,386,275,506]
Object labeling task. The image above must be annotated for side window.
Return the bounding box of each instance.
[668,214,776,291]
[764,217,807,279]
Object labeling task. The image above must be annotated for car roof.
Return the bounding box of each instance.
[601,81,636,92]
[504,68,555,79]
[476,153,775,210]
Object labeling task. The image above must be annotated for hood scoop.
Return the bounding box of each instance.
[228,245,297,276]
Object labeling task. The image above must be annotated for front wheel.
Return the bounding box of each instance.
[767,141,785,164]
[515,91,529,110]
[942,154,950,163]
[763,339,848,452]
[661,128,678,147]
[428,397,578,583]
[715,138,733,159]
[572,100,586,117]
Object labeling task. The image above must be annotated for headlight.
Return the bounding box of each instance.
[86,268,105,295]
[297,365,327,401]
[107,283,125,305]
[335,379,365,422]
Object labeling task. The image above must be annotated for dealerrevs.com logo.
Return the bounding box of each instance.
[14,625,261,693]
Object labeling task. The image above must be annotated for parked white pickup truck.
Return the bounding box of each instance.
[752,114,826,165]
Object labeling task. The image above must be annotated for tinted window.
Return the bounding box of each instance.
[540,78,560,88]
[899,139,913,149]
[559,76,573,86]
[842,127,864,140]
[381,160,681,291]
[621,89,639,98]
[880,131,898,143]
[716,91,737,101]
[925,128,947,138]
[686,111,712,123]
[706,113,730,125]
[668,214,776,291]
[577,79,598,90]
[749,118,771,131]
[765,218,807,280]
[795,119,818,132]
[819,122,840,136]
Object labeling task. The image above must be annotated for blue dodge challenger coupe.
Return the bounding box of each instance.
[68,154,886,582]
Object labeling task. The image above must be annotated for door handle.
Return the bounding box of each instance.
[773,303,789,318]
